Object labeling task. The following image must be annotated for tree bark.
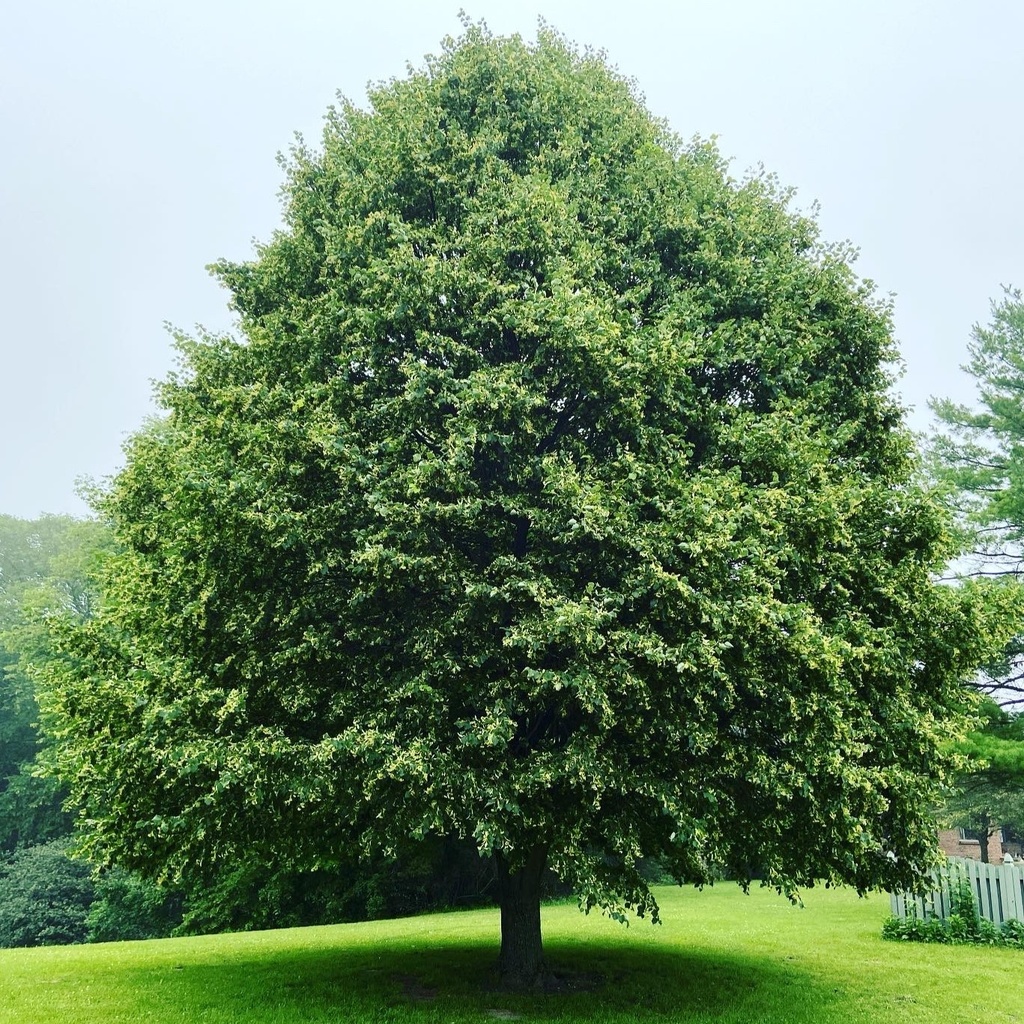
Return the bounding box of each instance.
[495,845,547,989]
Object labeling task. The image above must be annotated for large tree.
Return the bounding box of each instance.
[928,290,1024,865]
[930,289,1024,709]
[41,25,996,986]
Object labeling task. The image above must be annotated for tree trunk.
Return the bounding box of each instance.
[495,845,547,989]
[979,814,994,864]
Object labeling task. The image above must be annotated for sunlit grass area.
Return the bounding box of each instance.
[2,884,1021,1024]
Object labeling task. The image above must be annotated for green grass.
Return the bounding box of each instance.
[1,885,1021,1023]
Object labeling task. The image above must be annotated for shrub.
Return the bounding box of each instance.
[1001,919,1024,946]
[0,841,94,947]
[883,907,1024,947]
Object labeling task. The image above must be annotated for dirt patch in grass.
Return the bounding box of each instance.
[390,971,438,1002]
[536,967,605,993]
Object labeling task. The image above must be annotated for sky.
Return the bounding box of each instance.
[2,0,1022,519]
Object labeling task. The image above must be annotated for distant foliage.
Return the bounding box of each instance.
[86,868,182,943]
[0,772,71,854]
[176,838,499,936]
[0,841,94,948]
[0,514,111,854]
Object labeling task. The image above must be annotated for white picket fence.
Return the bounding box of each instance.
[890,856,1024,926]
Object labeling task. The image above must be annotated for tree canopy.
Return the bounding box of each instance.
[40,24,998,986]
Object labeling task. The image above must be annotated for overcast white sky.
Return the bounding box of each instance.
[2,0,1021,519]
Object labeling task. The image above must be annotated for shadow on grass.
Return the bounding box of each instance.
[88,935,850,1023]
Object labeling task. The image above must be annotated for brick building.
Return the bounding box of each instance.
[938,827,1008,863]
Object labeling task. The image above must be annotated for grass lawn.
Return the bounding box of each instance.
[1,884,1020,1024]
